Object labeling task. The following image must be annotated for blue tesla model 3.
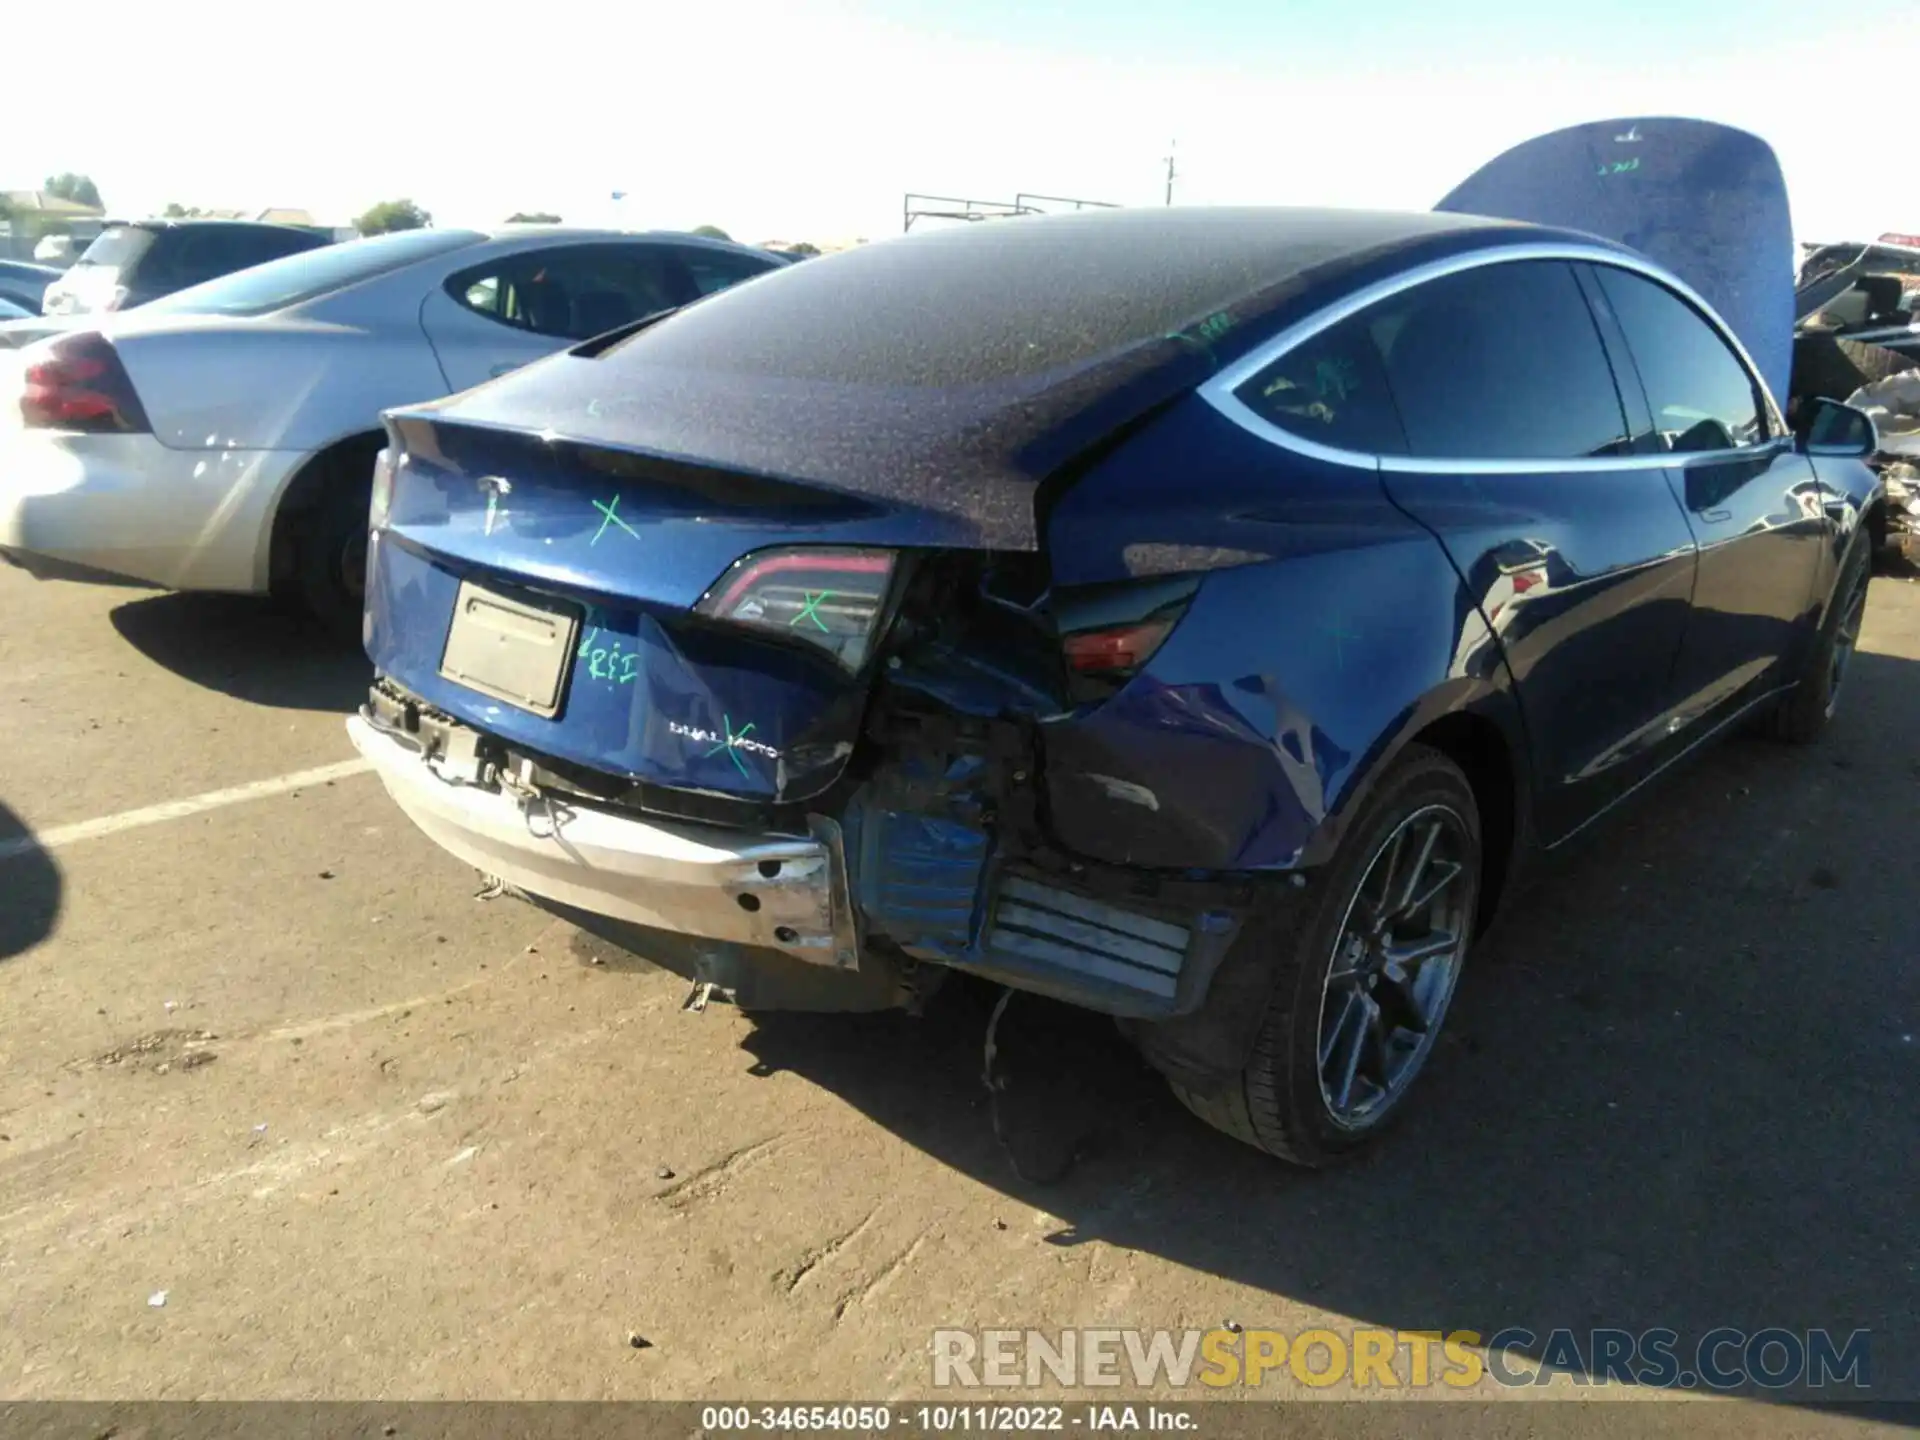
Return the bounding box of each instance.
[348,118,1885,1165]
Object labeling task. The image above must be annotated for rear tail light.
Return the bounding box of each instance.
[1063,620,1176,675]
[1054,574,1199,702]
[20,332,151,433]
[696,546,897,670]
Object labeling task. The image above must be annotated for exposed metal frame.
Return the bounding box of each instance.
[1012,192,1121,215]
[901,192,1120,233]
[1198,240,1788,476]
[901,194,1036,233]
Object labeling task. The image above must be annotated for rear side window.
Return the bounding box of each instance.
[447,244,693,340]
[1371,260,1632,461]
[1235,312,1408,454]
[674,246,779,296]
[75,227,156,269]
[1591,266,1767,452]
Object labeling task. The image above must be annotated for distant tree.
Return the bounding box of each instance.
[506,211,562,224]
[786,241,821,256]
[161,202,206,219]
[44,173,104,210]
[356,199,431,235]
[691,224,731,241]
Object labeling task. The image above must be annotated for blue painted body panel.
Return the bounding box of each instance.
[366,531,868,801]
[1040,398,1481,870]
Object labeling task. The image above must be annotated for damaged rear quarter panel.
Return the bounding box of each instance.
[1041,396,1522,872]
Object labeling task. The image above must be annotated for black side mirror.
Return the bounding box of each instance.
[1799,397,1878,458]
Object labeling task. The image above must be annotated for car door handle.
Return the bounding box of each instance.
[1701,507,1732,523]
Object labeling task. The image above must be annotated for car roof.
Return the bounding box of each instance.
[113,218,320,236]
[480,224,781,255]
[416,205,1616,550]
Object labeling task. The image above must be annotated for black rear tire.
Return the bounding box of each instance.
[294,460,375,644]
[1768,538,1871,744]
[1166,745,1481,1167]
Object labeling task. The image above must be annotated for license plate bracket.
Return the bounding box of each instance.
[438,580,580,718]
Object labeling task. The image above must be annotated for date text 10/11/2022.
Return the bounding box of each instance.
[699,1406,1196,1432]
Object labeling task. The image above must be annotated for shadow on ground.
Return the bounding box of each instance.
[109,592,369,712]
[0,800,62,960]
[569,643,1919,1408]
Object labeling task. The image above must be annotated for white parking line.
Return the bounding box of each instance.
[0,758,375,862]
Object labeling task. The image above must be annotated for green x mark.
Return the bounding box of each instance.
[590,494,640,546]
[704,714,756,777]
[791,590,834,632]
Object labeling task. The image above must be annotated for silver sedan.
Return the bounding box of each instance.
[0,226,786,633]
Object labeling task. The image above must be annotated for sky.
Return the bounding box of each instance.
[7,0,1913,246]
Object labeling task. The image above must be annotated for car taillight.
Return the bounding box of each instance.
[1054,574,1198,702]
[20,332,151,433]
[1063,620,1175,675]
[695,546,897,670]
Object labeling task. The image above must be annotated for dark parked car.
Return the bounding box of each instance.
[347,119,1884,1167]
[40,219,331,316]
[0,259,62,314]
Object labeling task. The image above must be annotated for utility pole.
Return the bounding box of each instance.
[1163,140,1178,206]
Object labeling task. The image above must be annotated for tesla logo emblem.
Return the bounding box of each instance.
[477,476,512,536]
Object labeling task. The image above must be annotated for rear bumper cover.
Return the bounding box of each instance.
[0,429,302,593]
[346,713,858,967]
[350,688,1249,1022]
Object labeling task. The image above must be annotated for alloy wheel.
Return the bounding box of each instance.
[1316,804,1476,1131]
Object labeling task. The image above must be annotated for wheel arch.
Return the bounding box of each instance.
[1300,683,1530,937]
[264,429,387,599]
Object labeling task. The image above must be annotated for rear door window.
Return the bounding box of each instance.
[1370,260,1633,460]
[74,226,156,270]
[1590,266,1768,452]
[446,244,694,340]
[674,246,780,296]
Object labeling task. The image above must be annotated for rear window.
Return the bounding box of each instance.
[75,227,156,269]
[143,228,485,317]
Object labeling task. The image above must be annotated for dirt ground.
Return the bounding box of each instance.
[0,560,1915,1429]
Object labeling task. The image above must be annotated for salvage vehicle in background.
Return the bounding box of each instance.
[1789,240,1920,556]
[347,119,1884,1167]
[37,218,333,318]
[0,226,787,631]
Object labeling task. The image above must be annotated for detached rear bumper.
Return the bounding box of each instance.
[345,713,857,967]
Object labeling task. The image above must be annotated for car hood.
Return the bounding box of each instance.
[1437,116,1795,406]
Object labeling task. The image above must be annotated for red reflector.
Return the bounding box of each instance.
[1063,620,1172,675]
